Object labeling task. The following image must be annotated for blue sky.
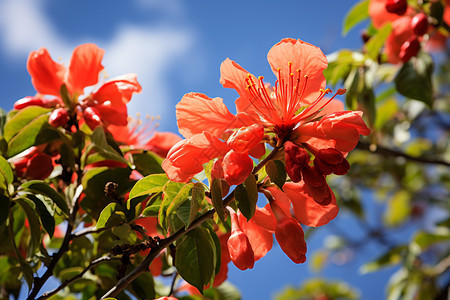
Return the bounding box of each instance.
[0,0,397,299]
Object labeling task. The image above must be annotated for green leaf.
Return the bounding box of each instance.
[176,201,192,229]
[375,98,398,130]
[90,127,129,166]
[16,198,42,256]
[128,173,169,200]
[344,67,362,110]
[20,180,69,214]
[27,194,55,238]
[141,194,163,217]
[189,183,205,228]
[132,151,164,176]
[96,203,126,229]
[0,156,13,185]
[210,178,226,224]
[395,52,434,107]
[265,160,286,189]
[0,108,6,137]
[175,227,215,293]
[159,181,186,229]
[342,0,369,36]
[383,190,411,227]
[360,246,407,273]
[234,174,258,220]
[366,22,392,60]
[166,183,193,217]
[412,231,450,251]
[6,114,53,158]
[3,106,51,142]
[0,194,10,229]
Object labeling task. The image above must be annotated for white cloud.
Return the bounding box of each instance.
[0,0,200,129]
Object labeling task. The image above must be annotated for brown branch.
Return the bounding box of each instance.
[27,187,83,300]
[36,256,117,300]
[357,141,450,167]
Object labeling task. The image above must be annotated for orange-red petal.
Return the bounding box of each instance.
[162,132,230,182]
[93,73,142,105]
[176,92,236,139]
[27,48,66,96]
[283,182,339,227]
[267,38,327,105]
[67,43,105,95]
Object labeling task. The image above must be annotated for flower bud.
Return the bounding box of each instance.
[227,211,255,270]
[385,0,407,16]
[222,150,253,186]
[49,108,70,128]
[284,142,309,166]
[25,153,54,180]
[399,37,421,63]
[302,165,326,188]
[270,202,307,264]
[227,124,264,153]
[334,159,350,175]
[314,148,348,175]
[83,106,102,129]
[285,157,303,182]
[14,96,45,110]
[411,13,429,37]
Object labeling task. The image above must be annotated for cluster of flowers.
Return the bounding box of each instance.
[11,38,370,292]
[162,38,370,274]
[11,44,181,180]
[369,0,450,63]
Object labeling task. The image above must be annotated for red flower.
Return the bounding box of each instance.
[163,38,369,184]
[26,44,141,129]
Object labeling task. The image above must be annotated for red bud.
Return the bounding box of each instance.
[83,106,102,129]
[399,37,421,63]
[222,150,253,186]
[227,124,264,153]
[49,108,70,128]
[385,0,407,16]
[411,13,429,36]
[14,96,44,110]
[227,211,255,270]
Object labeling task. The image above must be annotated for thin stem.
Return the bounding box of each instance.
[36,256,117,300]
[357,141,450,167]
[168,271,179,297]
[72,225,112,239]
[253,146,281,174]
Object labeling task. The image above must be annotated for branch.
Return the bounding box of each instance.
[27,186,83,300]
[36,256,117,300]
[72,225,112,239]
[357,141,450,167]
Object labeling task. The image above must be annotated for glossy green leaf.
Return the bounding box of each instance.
[366,22,392,60]
[96,203,126,229]
[27,194,55,238]
[141,193,163,217]
[265,160,286,190]
[0,156,13,188]
[129,173,169,200]
[90,127,129,166]
[20,180,69,214]
[395,52,434,107]
[342,0,369,36]
[3,106,51,142]
[176,201,192,228]
[210,178,226,224]
[234,174,258,220]
[132,151,164,176]
[189,182,205,228]
[175,227,215,293]
[159,181,186,229]
[166,183,193,218]
[6,114,53,158]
